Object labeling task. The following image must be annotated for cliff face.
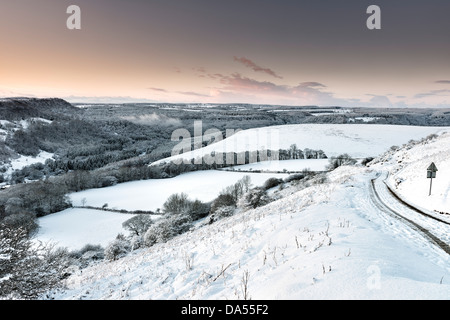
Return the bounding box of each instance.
[0,97,79,121]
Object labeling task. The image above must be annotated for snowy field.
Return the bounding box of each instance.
[35,208,139,251]
[35,171,288,250]
[52,166,450,300]
[227,159,329,172]
[69,170,289,211]
[153,124,448,165]
[69,170,288,211]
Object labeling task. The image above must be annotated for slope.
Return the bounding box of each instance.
[52,165,450,300]
[373,131,450,214]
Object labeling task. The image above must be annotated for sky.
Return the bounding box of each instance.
[1,0,450,107]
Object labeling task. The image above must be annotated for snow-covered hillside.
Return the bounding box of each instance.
[30,124,450,300]
[153,124,448,165]
[6,151,54,175]
[51,164,450,300]
[0,116,55,182]
[374,131,450,214]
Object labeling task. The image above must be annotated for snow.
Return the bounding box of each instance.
[34,170,288,251]
[377,131,450,214]
[33,125,450,300]
[0,150,55,183]
[153,124,449,165]
[349,117,381,123]
[19,118,52,129]
[226,159,329,172]
[69,170,288,211]
[52,166,450,300]
[7,151,54,172]
[34,208,139,251]
[0,120,13,126]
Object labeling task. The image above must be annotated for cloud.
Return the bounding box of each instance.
[368,95,391,107]
[210,73,344,106]
[178,91,211,97]
[435,80,450,84]
[414,92,435,99]
[218,73,288,93]
[298,82,326,88]
[233,56,283,79]
[414,89,450,99]
[193,67,207,73]
[148,87,168,92]
[0,87,38,99]
[64,95,158,104]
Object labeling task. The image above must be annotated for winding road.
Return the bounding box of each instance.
[369,171,450,255]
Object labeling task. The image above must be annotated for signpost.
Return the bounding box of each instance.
[427,162,438,196]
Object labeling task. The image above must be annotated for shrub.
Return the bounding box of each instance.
[284,173,305,183]
[326,154,357,170]
[129,235,144,250]
[166,214,193,235]
[207,205,236,224]
[210,193,236,214]
[390,145,399,151]
[263,177,283,190]
[189,199,210,220]
[69,243,105,265]
[312,173,328,185]
[162,193,209,220]
[361,157,375,166]
[1,213,39,237]
[238,188,270,210]
[74,243,103,256]
[99,175,118,187]
[122,214,154,236]
[143,214,193,247]
[104,235,131,261]
[143,228,158,247]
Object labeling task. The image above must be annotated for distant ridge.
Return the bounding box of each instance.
[0,97,79,121]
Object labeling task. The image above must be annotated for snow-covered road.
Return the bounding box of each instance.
[369,171,450,256]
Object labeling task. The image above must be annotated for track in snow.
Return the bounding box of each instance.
[369,171,450,255]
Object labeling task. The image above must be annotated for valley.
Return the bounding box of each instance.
[1,97,449,300]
